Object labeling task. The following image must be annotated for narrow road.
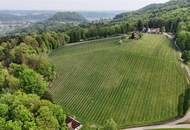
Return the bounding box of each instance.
[65,35,123,47]
[123,33,190,130]
[122,112,190,130]
[124,112,190,130]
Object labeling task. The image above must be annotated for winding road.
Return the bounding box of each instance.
[65,35,122,47]
[123,112,190,130]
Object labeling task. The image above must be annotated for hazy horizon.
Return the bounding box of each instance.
[0,0,170,11]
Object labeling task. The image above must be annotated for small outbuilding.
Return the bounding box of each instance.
[66,116,82,130]
[147,28,160,34]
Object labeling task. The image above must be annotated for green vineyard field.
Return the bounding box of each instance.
[49,34,188,128]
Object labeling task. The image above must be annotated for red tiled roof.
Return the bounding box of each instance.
[66,116,81,129]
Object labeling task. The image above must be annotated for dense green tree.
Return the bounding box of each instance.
[2,48,13,67]
[11,43,37,64]
[0,117,6,129]
[36,106,60,130]
[103,118,117,130]
[0,104,8,118]
[0,91,67,130]
[0,46,5,61]
[6,120,22,130]
[182,50,190,62]
[137,20,144,31]
[0,69,8,89]
[18,68,47,96]
[177,31,190,50]
[26,55,56,82]
[160,26,166,33]
[23,35,39,49]
[0,67,20,93]
[10,64,47,96]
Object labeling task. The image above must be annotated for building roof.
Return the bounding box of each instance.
[66,116,81,129]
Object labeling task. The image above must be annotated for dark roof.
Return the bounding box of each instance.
[66,116,81,129]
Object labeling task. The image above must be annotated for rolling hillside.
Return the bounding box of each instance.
[49,34,188,128]
[114,0,190,21]
[47,12,88,23]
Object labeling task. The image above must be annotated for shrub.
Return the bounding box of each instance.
[182,50,190,62]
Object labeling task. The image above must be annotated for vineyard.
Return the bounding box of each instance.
[49,34,188,128]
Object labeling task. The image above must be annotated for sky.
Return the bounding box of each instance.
[0,0,170,11]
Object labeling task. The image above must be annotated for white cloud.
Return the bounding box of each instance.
[0,0,170,11]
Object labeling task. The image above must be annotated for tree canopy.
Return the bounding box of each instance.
[0,91,66,130]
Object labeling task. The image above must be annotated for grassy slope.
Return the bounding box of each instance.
[49,34,188,128]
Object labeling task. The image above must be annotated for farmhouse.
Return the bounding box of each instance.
[147,28,161,34]
[66,116,82,130]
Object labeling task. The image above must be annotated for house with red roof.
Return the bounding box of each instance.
[66,116,82,130]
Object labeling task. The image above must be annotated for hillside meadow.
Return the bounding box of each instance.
[49,34,188,128]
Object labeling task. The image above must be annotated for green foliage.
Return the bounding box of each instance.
[5,74,20,92]
[10,63,48,96]
[160,26,166,33]
[0,117,6,129]
[137,20,144,31]
[35,58,56,82]
[113,0,190,33]
[26,55,56,82]
[0,68,20,92]
[0,32,58,95]
[103,119,117,130]
[0,13,68,130]
[11,43,37,64]
[112,0,190,64]
[177,31,190,51]
[64,33,70,43]
[6,120,22,130]
[23,35,39,49]
[0,118,22,130]
[66,22,133,43]
[0,46,5,61]
[0,91,66,130]
[0,104,8,117]
[36,106,60,130]
[0,69,8,88]
[182,50,190,62]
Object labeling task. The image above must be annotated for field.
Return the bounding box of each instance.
[49,34,188,128]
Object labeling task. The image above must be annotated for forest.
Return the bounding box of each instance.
[0,31,69,129]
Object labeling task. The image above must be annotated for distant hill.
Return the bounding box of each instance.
[79,11,124,21]
[6,12,88,36]
[0,10,56,23]
[114,0,190,21]
[47,12,88,24]
[0,13,21,22]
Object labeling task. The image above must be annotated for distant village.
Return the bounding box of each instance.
[0,21,32,36]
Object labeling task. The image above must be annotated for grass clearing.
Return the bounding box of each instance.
[49,34,188,128]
